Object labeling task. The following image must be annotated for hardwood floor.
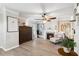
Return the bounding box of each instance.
[0,39,62,56]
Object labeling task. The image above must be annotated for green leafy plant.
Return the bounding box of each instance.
[61,37,76,49]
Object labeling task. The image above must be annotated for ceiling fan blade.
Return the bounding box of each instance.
[49,17,56,19]
[45,15,56,19]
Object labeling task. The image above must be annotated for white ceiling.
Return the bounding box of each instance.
[2,3,74,15]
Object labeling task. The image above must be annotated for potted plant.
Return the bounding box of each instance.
[61,37,76,53]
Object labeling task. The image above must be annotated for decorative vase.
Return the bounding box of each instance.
[63,47,71,53]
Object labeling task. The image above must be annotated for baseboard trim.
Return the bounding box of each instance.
[2,45,19,51]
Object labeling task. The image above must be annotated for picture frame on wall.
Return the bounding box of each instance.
[7,16,18,32]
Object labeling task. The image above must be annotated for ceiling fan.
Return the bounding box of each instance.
[36,4,56,22]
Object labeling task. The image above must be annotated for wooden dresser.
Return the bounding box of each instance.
[19,26,32,44]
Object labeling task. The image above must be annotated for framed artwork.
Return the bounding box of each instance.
[7,16,18,32]
[58,21,71,32]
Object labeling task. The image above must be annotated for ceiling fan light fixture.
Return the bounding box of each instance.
[43,20,47,23]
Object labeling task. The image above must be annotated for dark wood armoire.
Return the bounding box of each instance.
[19,26,32,44]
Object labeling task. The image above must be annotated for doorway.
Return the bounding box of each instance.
[37,23,44,38]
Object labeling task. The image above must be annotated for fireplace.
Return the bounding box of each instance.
[47,33,54,39]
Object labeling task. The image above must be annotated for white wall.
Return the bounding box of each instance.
[18,17,26,26]
[0,6,19,51]
[0,5,4,48]
[0,14,3,47]
[42,20,57,39]
[0,6,7,49]
[74,16,79,55]
[5,9,19,50]
[73,5,79,55]
[44,20,58,32]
